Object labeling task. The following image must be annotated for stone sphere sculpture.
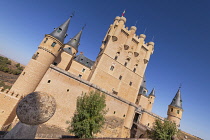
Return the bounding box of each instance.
[16,91,56,125]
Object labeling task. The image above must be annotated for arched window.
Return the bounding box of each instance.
[114,52,120,60]
[133,68,136,72]
[51,42,56,47]
[44,38,48,43]
[110,66,114,71]
[171,108,173,112]
[57,28,62,33]
[177,110,180,114]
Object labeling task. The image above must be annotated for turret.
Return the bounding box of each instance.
[50,17,71,43]
[112,16,126,41]
[144,42,154,64]
[147,88,155,111]
[134,34,146,57]
[10,17,71,96]
[124,26,137,50]
[64,29,83,55]
[167,88,183,127]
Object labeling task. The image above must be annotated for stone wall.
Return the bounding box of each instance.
[35,65,138,137]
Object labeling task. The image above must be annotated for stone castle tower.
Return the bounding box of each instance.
[10,17,71,96]
[0,14,184,138]
[167,88,183,126]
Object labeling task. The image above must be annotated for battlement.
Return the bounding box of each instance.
[0,87,21,99]
[109,16,154,51]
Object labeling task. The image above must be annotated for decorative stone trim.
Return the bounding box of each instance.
[38,46,56,57]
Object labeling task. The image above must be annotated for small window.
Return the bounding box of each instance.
[82,68,85,72]
[67,89,69,92]
[81,59,83,61]
[150,102,152,104]
[114,56,118,60]
[113,111,116,114]
[133,68,136,72]
[48,80,51,83]
[51,42,56,47]
[124,62,127,66]
[123,114,126,117]
[110,66,114,71]
[148,123,150,126]
[78,74,82,78]
[44,38,48,43]
[129,81,132,86]
[86,62,89,64]
[177,110,180,114]
[119,75,122,80]
[68,47,71,50]
[171,108,173,112]
[57,28,62,33]
[53,62,58,66]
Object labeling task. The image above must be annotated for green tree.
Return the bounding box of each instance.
[67,90,107,138]
[148,119,179,140]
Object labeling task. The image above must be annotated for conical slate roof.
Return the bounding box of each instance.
[49,18,71,43]
[66,30,82,50]
[138,75,147,95]
[149,88,155,97]
[170,89,183,109]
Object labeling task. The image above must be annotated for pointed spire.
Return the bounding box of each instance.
[149,88,155,97]
[66,25,85,50]
[170,88,183,109]
[49,15,73,43]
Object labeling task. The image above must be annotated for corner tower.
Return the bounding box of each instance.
[10,17,71,96]
[167,88,183,127]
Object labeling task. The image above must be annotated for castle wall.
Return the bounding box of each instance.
[0,89,21,130]
[35,65,137,137]
[139,110,164,128]
[68,60,91,80]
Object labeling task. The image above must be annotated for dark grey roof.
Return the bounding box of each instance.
[49,18,71,43]
[66,30,82,51]
[74,54,94,68]
[149,88,155,97]
[138,75,147,95]
[63,47,72,55]
[170,89,183,109]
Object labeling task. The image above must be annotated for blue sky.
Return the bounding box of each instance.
[0,0,209,139]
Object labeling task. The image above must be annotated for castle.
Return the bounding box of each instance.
[0,15,184,138]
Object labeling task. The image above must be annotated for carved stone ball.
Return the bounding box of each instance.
[16,91,56,125]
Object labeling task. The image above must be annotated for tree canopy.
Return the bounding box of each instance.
[67,90,107,138]
[149,119,179,140]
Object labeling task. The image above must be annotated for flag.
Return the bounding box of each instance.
[122,10,126,17]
